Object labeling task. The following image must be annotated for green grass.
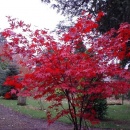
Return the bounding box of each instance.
[0,97,130,129]
[107,104,130,120]
[95,104,130,129]
[0,97,46,119]
[0,97,70,123]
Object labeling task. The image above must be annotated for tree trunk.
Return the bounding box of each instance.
[17,96,26,106]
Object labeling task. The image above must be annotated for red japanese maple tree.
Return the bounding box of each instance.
[1,15,130,130]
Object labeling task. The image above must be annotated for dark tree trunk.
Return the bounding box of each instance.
[17,96,26,106]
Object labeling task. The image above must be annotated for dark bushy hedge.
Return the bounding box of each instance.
[93,98,108,120]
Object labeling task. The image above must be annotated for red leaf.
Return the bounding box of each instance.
[96,11,104,21]
[4,92,11,99]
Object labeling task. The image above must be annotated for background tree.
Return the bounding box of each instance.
[98,0,130,33]
[41,0,105,16]
[41,0,130,31]
[42,0,130,66]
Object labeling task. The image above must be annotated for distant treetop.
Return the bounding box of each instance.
[41,0,130,33]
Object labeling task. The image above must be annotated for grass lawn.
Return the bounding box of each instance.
[0,97,46,119]
[0,97,130,129]
[0,97,71,123]
[95,104,130,129]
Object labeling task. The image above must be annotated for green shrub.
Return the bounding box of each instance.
[0,85,11,96]
[93,98,108,120]
[0,63,19,99]
[1,85,18,100]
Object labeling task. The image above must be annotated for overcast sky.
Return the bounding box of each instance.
[0,0,64,30]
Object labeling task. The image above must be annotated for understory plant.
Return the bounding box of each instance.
[0,61,19,99]
[1,13,130,130]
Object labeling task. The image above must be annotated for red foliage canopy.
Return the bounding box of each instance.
[1,14,130,128]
